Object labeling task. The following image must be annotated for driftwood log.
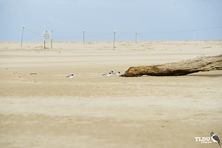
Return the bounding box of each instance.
[121,55,222,77]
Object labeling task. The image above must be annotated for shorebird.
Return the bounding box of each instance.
[211,132,221,147]
[114,71,121,76]
[103,71,113,77]
[66,73,74,78]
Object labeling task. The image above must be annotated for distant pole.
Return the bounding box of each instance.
[136,32,138,43]
[196,31,199,40]
[82,29,86,44]
[51,30,53,48]
[21,25,24,48]
[113,30,116,49]
[44,40,46,49]
[51,39,53,48]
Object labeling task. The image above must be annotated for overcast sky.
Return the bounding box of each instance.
[0,0,222,41]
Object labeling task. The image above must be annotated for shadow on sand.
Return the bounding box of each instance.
[188,73,222,77]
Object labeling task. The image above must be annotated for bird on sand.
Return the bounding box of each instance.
[102,71,114,77]
[211,132,221,147]
[66,73,74,78]
[114,71,121,76]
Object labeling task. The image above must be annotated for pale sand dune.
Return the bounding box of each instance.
[0,41,222,148]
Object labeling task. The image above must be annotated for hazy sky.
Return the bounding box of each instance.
[0,0,222,41]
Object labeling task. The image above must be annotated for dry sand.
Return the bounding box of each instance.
[0,41,222,148]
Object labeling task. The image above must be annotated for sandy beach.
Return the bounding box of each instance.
[0,41,222,148]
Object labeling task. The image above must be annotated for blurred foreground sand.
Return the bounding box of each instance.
[0,41,222,148]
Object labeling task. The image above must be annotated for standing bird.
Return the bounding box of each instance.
[114,71,121,76]
[66,73,74,78]
[211,132,221,147]
[102,71,114,77]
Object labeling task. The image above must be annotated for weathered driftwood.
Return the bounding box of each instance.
[121,55,222,77]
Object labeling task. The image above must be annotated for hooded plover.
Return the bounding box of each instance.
[103,71,113,77]
[66,74,74,78]
[114,71,121,76]
[211,132,221,147]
